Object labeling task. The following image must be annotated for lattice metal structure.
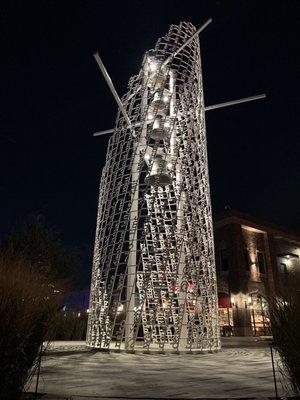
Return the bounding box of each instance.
[87,21,220,352]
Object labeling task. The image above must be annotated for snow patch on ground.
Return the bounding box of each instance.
[30,338,291,399]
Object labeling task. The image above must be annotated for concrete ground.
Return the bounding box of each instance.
[29,338,292,399]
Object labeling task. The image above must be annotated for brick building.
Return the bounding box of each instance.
[214,209,300,336]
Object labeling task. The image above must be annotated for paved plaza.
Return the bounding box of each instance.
[29,338,292,399]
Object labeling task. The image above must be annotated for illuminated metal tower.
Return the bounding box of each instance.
[87,20,265,353]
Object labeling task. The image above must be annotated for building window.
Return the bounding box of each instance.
[257,251,266,275]
[220,248,229,272]
[244,248,250,271]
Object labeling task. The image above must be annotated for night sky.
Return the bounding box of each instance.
[1,1,299,287]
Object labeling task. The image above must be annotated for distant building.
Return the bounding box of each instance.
[214,210,300,336]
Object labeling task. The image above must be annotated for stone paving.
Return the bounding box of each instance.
[28,338,292,399]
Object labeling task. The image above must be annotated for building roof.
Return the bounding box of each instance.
[214,209,300,244]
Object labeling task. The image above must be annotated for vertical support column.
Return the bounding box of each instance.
[125,72,148,349]
[177,168,188,350]
[125,146,139,349]
[169,70,176,159]
[170,70,188,350]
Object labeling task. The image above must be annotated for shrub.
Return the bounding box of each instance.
[0,216,74,284]
[268,288,300,395]
[0,254,60,399]
[46,312,87,341]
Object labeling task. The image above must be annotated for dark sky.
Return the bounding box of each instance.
[1,1,299,286]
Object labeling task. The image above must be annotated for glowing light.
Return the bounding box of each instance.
[153,119,160,129]
[86,308,90,313]
[147,112,154,121]
[117,304,124,313]
[162,301,168,309]
[149,61,158,72]
[167,163,172,169]
[144,154,150,160]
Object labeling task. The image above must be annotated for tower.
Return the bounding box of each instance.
[87,20,264,352]
[87,21,219,352]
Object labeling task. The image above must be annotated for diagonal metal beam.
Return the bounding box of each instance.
[94,120,149,137]
[205,94,266,112]
[93,52,132,128]
[162,18,212,68]
[93,128,115,137]
[93,94,266,137]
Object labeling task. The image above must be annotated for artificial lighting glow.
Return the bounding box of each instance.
[153,120,159,129]
[231,296,235,305]
[144,154,150,160]
[277,252,299,260]
[167,163,172,169]
[164,122,170,128]
[163,96,169,102]
[86,308,90,313]
[247,296,252,305]
[147,112,154,121]
[77,312,81,317]
[117,304,124,313]
[149,61,158,72]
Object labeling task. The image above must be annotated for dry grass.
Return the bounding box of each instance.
[269,286,300,395]
[0,253,60,399]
